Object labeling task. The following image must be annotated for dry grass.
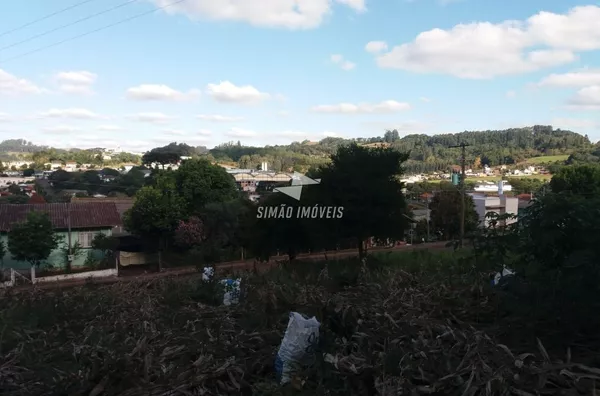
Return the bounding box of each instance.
[0,258,598,395]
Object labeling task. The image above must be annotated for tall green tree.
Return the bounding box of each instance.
[8,211,60,268]
[550,164,600,196]
[429,191,479,241]
[123,173,185,268]
[8,184,22,195]
[249,192,311,261]
[175,159,239,214]
[509,192,600,339]
[317,143,411,258]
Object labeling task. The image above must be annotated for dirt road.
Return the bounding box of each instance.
[6,242,450,291]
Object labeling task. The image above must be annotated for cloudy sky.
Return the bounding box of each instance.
[1,0,599,152]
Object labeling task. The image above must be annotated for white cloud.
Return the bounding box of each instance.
[225,127,258,137]
[365,41,388,53]
[0,113,11,122]
[374,5,600,78]
[126,84,199,101]
[38,108,100,119]
[206,81,270,104]
[55,71,97,95]
[97,125,123,131]
[42,125,81,134]
[148,0,365,29]
[506,90,516,98]
[439,0,463,4]
[330,54,356,70]
[0,69,43,95]
[128,112,175,123]
[419,97,431,102]
[278,110,290,117]
[196,114,243,122]
[275,130,308,138]
[197,129,212,136]
[164,128,186,136]
[336,0,366,12]
[330,54,343,63]
[567,86,600,110]
[551,118,599,129]
[312,100,411,114]
[537,69,600,87]
[273,93,287,102]
[340,61,356,70]
[188,136,211,143]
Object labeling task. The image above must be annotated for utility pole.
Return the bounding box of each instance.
[426,194,430,242]
[67,204,73,271]
[449,143,470,248]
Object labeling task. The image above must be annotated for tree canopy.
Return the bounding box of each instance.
[123,173,185,244]
[550,164,600,196]
[174,158,239,213]
[248,143,412,259]
[141,142,208,168]
[429,190,479,240]
[8,211,60,267]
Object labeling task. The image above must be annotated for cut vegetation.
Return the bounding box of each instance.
[1,252,597,395]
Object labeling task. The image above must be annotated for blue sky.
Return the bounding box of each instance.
[0,0,599,152]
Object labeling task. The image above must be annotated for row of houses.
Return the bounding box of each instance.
[2,160,141,174]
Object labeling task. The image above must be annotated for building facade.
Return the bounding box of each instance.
[469,194,519,228]
[0,202,122,270]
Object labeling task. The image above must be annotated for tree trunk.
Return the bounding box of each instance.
[357,238,366,260]
[288,247,297,261]
[157,236,163,272]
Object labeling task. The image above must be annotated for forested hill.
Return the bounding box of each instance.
[0,125,591,173]
[209,125,592,173]
[0,139,48,153]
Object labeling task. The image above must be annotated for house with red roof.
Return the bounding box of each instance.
[0,202,122,270]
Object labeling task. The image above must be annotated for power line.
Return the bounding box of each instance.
[0,0,139,53]
[0,0,100,38]
[0,0,186,65]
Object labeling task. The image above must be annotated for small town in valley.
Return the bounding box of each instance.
[1,1,600,395]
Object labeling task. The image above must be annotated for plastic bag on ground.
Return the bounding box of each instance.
[220,278,241,306]
[492,266,515,286]
[274,312,321,385]
[202,267,214,281]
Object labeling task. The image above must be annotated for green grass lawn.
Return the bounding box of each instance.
[525,155,569,164]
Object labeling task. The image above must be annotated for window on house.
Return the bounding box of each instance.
[78,232,100,248]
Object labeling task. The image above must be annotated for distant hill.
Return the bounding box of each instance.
[208,125,592,173]
[0,139,48,157]
[0,125,591,173]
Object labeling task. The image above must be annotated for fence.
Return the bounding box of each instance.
[0,268,32,288]
[0,265,118,288]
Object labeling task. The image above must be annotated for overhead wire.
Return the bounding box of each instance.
[0,0,100,38]
[0,0,140,53]
[0,0,186,65]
